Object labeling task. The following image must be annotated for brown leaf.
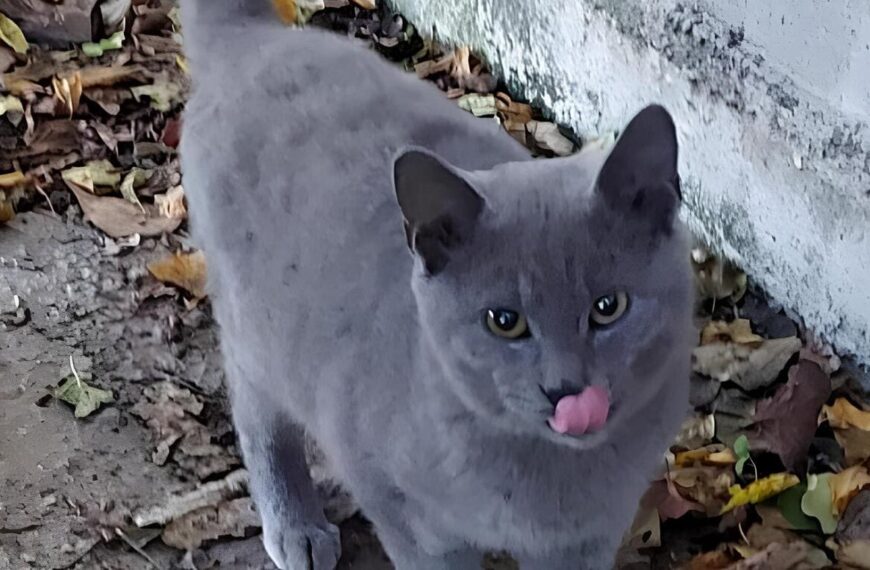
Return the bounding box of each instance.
[692,336,801,391]
[496,92,533,124]
[642,478,704,521]
[750,361,832,472]
[69,184,182,238]
[682,550,734,570]
[351,0,377,9]
[161,498,260,550]
[147,250,207,299]
[830,466,870,516]
[692,248,747,301]
[78,64,147,88]
[131,382,238,478]
[670,465,735,515]
[51,71,82,117]
[822,398,870,466]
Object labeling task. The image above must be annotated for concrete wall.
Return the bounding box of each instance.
[390,0,870,366]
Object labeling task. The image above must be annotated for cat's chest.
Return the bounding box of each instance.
[393,432,636,549]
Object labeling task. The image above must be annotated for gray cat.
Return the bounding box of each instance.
[179,2,695,568]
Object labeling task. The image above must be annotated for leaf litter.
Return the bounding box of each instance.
[3,1,870,568]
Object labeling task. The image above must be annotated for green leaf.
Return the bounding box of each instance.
[81,30,124,58]
[119,168,148,212]
[734,434,750,476]
[54,373,114,418]
[776,483,819,531]
[0,11,28,54]
[801,473,837,534]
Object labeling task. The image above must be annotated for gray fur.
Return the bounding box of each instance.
[179,2,695,568]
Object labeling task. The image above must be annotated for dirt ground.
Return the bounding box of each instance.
[0,209,393,568]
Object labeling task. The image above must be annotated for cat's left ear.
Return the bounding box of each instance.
[393,149,484,276]
[595,105,681,232]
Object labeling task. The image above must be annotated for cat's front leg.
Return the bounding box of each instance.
[231,381,340,570]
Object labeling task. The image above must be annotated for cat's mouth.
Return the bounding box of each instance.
[546,385,611,437]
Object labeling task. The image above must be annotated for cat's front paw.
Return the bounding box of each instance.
[263,520,341,570]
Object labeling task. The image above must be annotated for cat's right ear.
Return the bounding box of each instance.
[393,149,484,276]
[595,104,680,234]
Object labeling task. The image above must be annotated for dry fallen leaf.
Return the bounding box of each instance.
[830,466,870,516]
[701,319,763,346]
[674,444,737,467]
[154,185,186,219]
[822,398,870,465]
[824,398,870,430]
[0,11,27,54]
[721,473,799,513]
[147,251,207,299]
[69,184,183,238]
[749,360,832,472]
[669,465,734,515]
[52,71,82,117]
[161,497,260,550]
[62,159,121,194]
[728,540,830,569]
[457,93,497,117]
[131,382,238,478]
[673,414,716,449]
[351,0,377,9]
[525,120,575,156]
[692,336,801,391]
[692,248,747,301]
[682,550,734,570]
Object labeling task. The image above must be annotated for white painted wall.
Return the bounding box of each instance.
[389,0,870,367]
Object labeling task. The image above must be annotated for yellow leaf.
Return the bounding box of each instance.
[0,12,27,54]
[674,445,737,467]
[272,0,297,24]
[700,319,763,346]
[721,473,799,513]
[352,0,377,9]
[0,170,27,188]
[830,466,870,516]
[0,94,24,123]
[823,398,870,430]
[148,251,208,299]
[0,195,14,223]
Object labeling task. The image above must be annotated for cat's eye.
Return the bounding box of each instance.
[485,309,530,340]
[590,292,630,326]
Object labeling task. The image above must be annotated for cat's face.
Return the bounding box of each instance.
[395,106,694,449]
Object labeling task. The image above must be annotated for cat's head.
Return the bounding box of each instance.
[393,105,694,449]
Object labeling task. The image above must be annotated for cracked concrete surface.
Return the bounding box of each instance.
[389,0,870,371]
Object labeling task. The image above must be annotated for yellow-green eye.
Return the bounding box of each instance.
[590,292,629,326]
[485,308,530,339]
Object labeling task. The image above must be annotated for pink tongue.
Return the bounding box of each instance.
[548,386,610,436]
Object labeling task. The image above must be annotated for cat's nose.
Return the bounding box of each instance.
[542,381,583,406]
